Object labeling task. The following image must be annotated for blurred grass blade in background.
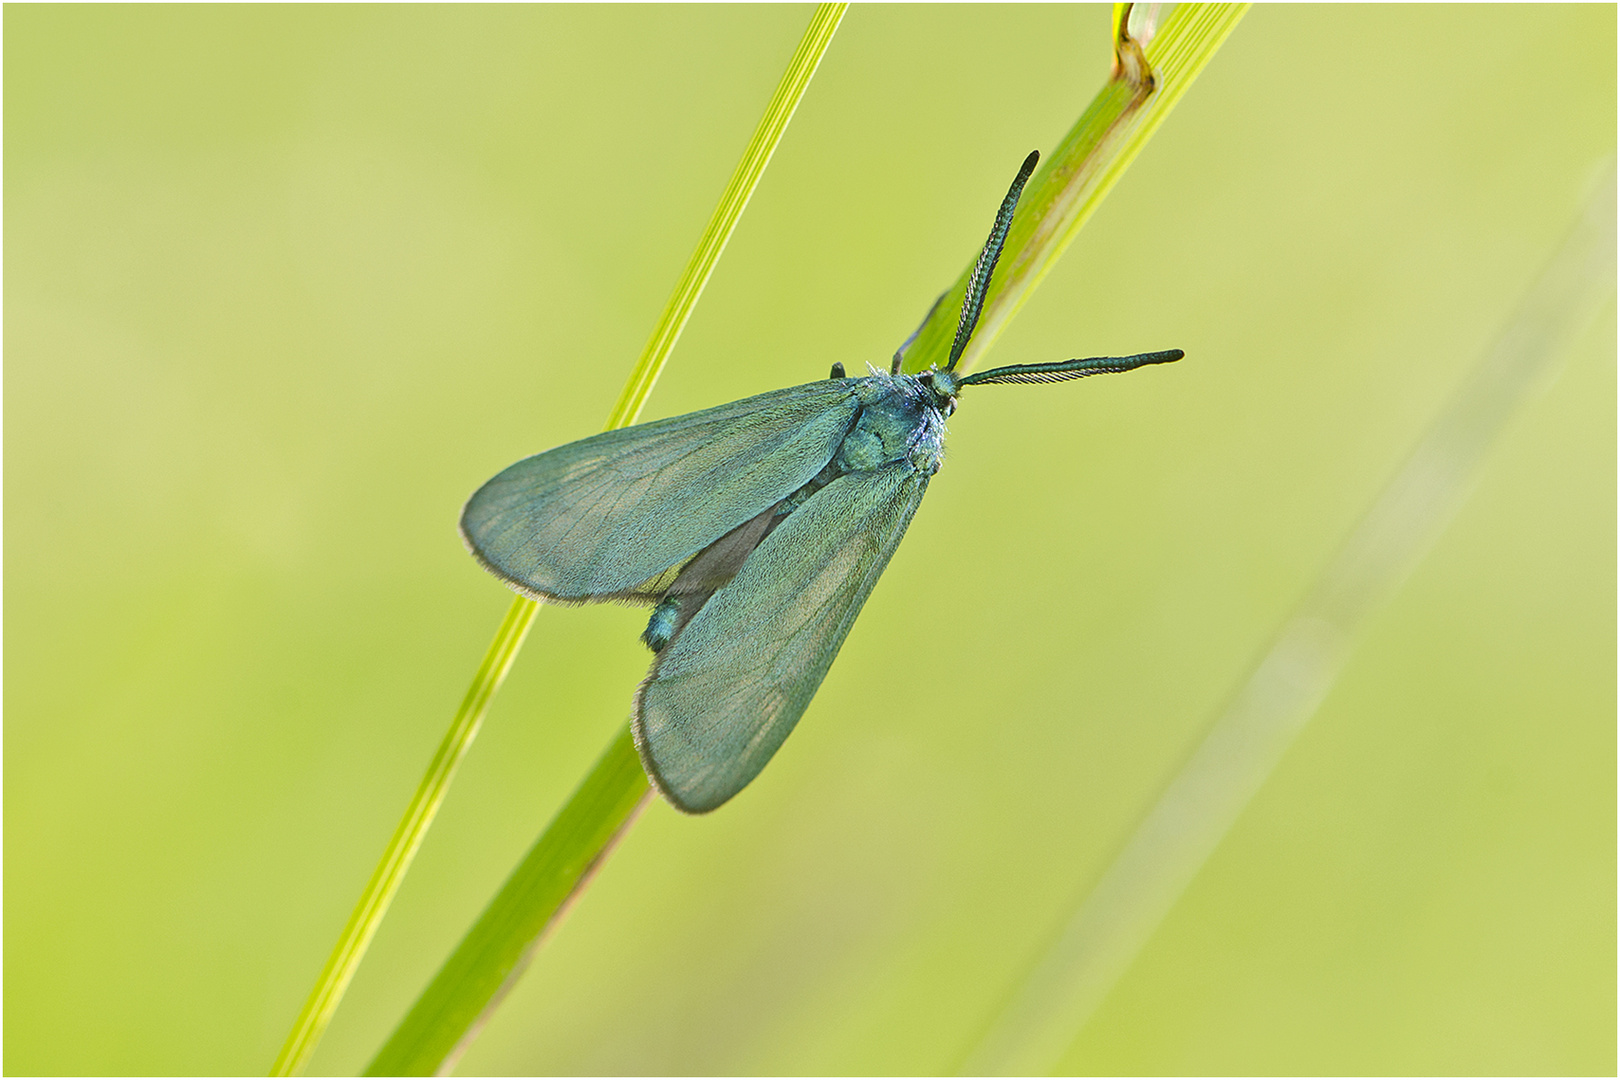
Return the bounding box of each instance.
[271,5,848,1075]
[960,160,1619,1078]
[368,5,1247,1075]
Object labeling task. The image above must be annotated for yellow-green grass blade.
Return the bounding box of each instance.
[270,596,539,1077]
[366,5,1246,1076]
[901,2,1250,376]
[603,1,849,432]
[271,4,849,1075]
[367,730,651,1077]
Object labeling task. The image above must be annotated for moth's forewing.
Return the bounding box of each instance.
[460,381,860,602]
[633,461,929,813]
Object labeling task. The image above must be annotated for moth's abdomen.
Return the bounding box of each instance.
[643,598,681,652]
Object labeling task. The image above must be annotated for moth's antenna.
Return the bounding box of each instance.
[958,349,1183,386]
[946,150,1039,372]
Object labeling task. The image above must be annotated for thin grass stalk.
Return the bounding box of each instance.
[273,6,848,1075]
[271,596,539,1077]
[362,5,1246,1075]
[368,731,650,1077]
[349,5,847,1075]
[901,2,1250,376]
[602,2,848,432]
[959,163,1618,1077]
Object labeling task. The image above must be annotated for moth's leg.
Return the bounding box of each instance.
[892,290,948,374]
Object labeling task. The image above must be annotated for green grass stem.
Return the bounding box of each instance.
[269,5,853,1075]
[602,2,849,432]
[901,2,1250,376]
[272,5,848,1074]
[356,4,1245,1075]
[270,596,539,1076]
[366,730,651,1077]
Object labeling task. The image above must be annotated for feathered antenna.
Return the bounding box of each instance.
[946,150,1039,372]
[959,349,1184,386]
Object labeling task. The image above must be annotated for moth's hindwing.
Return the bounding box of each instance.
[633,460,929,812]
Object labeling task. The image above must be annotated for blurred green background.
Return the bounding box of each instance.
[6,5,1614,1075]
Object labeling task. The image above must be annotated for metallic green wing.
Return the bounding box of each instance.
[459,380,860,601]
[632,460,929,812]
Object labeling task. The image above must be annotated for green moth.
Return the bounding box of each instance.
[461,151,1181,812]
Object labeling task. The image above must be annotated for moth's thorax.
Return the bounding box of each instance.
[833,373,948,476]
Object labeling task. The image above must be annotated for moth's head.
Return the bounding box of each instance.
[918,366,963,415]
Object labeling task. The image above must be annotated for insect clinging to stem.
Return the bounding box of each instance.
[460,149,1182,813]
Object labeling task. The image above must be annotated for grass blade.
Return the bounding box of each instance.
[900,2,1250,376]
[359,3,1241,1074]
[346,5,848,1075]
[367,730,651,1077]
[272,5,848,1074]
[271,596,539,1076]
[602,2,849,432]
[959,162,1618,1077]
